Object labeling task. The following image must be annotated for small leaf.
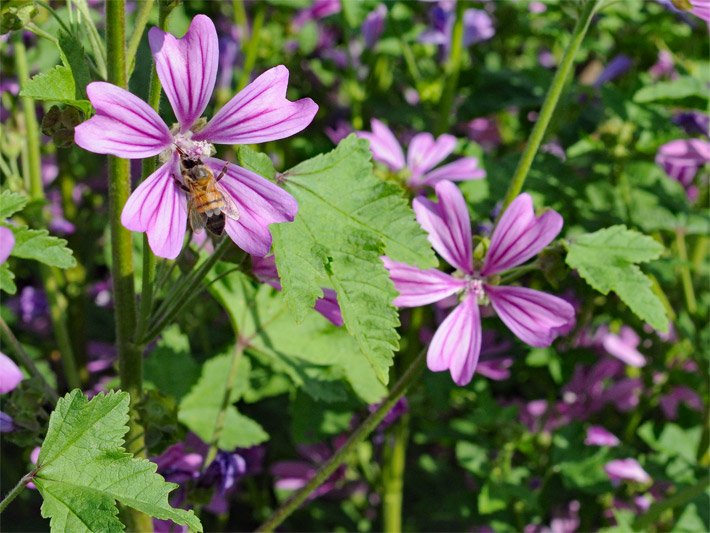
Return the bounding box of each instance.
[633,76,709,105]
[34,390,202,532]
[565,225,668,331]
[237,145,276,180]
[178,351,269,449]
[11,227,76,268]
[58,31,92,100]
[0,190,29,218]
[0,263,16,294]
[19,65,92,115]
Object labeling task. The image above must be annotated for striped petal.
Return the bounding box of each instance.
[381,257,465,307]
[356,119,406,171]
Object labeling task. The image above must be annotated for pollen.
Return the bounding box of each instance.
[160,129,215,163]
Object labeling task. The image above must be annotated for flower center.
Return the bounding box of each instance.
[160,127,215,163]
[464,275,487,305]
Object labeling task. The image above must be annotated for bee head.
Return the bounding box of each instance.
[189,165,213,181]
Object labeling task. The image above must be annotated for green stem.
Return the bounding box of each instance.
[0,318,58,401]
[203,341,246,469]
[382,412,409,533]
[126,0,156,78]
[675,228,697,314]
[237,6,265,91]
[76,0,107,79]
[0,471,34,514]
[500,0,600,209]
[232,0,249,41]
[256,350,427,533]
[435,0,465,136]
[105,1,150,529]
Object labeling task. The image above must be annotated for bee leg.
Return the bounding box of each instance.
[172,174,189,193]
[215,162,229,182]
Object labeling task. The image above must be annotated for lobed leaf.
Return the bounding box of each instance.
[0,190,29,218]
[11,227,76,268]
[19,65,92,115]
[34,390,202,532]
[271,135,436,384]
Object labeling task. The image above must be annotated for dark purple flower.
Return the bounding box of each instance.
[466,117,501,152]
[593,54,633,88]
[656,138,710,200]
[420,4,494,59]
[672,111,709,136]
[362,4,387,49]
[659,386,703,419]
[0,411,14,432]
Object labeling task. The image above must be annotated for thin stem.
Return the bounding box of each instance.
[126,0,156,78]
[203,341,246,469]
[76,0,107,79]
[675,228,697,314]
[232,0,249,41]
[435,0,465,136]
[0,318,58,401]
[256,349,427,533]
[0,471,35,514]
[237,6,265,91]
[105,1,150,529]
[500,0,601,209]
[382,412,409,533]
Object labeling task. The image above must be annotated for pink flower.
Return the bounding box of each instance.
[252,255,343,326]
[0,226,14,264]
[659,386,703,419]
[75,15,318,259]
[604,458,652,484]
[655,139,710,201]
[0,351,23,394]
[585,425,621,447]
[356,119,485,190]
[382,182,575,386]
[599,326,647,367]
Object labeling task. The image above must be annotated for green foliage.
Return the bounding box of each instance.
[178,350,268,449]
[565,225,668,331]
[144,325,201,401]
[237,145,276,180]
[0,263,16,294]
[633,77,709,106]
[0,0,37,33]
[57,31,91,99]
[33,390,202,532]
[19,65,92,115]
[209,266,387,403]
[0,190,29,218]
[10,227,76,268]
[272,135,435,384]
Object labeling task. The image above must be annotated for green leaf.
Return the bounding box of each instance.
[565,225,668,331]
[178,351,268,449]
[633,76,709,105]
[19,65,92,115]
[638,422,702,464]
[34,390,202,532]
[144,325,201,401]
[272,135,435,384]
[11,227,76,268]
[0,263,16,294]
[0,190,28,218]
[209,266,387,403]
[58,31,92,100]
[237,145,275,180]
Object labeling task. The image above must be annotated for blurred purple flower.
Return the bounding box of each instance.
[368,396,409,431]
[362,4,387,48]
[593,54,633,88]
[293,0,341,28]
[656,138,710,200]
[252,254,343,326]
[541,140,566,161]
[41,155,59,186]
[673,111,709,136]
[477,331,514,381]
[538,49,556,69]
[383,183,575,386]
[198,451,248,515]
[659,386,703,419]
[525,500,580,533]
[75,15,316,259]
[0,351,23,394]
[585,426,621,447]
[325,120,354,144]
[649,50,677,80]
[420,4,494,59]
[599,326,646,367]
[0,411,14,432]
[357,119,485,189]
[605,458,651,484]
[466,117,501,152]
[529,2,547,14]
[0,226,15,264]
[47,190,75,235]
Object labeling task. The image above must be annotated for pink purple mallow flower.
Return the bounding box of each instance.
[655,138,710,201]
[75,15,318,259]
[585,425,621,447]
[357,119,485,190]
[0,351,23,433]
[382,181,575,386]
[0,226,15,264]
[604,458,652,485]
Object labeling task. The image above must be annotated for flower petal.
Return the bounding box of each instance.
[356,119,405,171]
[206,158,297,257]
[601,330,646,367]
[585,426,621,447]
[415,157,486,187]
[315,289,344,326]
[481,193,563,276]
[0,351,23,394]
[604,459,651,484]
[427,294,481,386]
[74,82,172,158]
[413,180,473,273]
[381,257,465,307]
[0,226,15,264]
[121,158,187,260]
[195,65,318,145]
[407,133,457,181]
[148,14,218,131]
[486,285,575,347]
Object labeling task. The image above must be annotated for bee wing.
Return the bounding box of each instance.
[188,201,207,233]
[216,184,240,221]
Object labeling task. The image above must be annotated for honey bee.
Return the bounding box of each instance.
[173,147,240,236]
